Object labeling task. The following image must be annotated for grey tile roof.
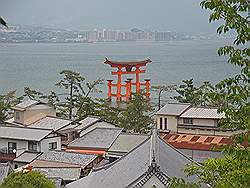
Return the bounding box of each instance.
[0,163,11,183]
[0,126,53,141]
[31,160,80,168]
[14,151,42,163]
[180,107,225,119]
[34,167,81,181]
[156,103,191,116]
[108,133,149,154]
[75,117,101,131]
[15,99,40,109]
[29,117,72,131]
[66,129,197,188]
[79,121,116,137]
[68,127,123,150]
[5,118,25,127]
[37,150,97,167]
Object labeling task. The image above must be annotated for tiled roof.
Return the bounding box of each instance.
[14,99,40,109]
[161,133,231,151]
[14,151,42,163]
[37,150,97,168]
[34,167,81,181]
[4,118,24,127]
[29,116,72,131]
[69,127,123,150]
[79,121,116,137]
[31,160,80,168]
[108,133,149,154]
[180,107,225,119]
[0,126,53,141]
[0,163,11,183]
[156,103,191,116]
[75,116,101,131]
[66,129,197,188]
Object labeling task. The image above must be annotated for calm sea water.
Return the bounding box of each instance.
[0,40,239,98]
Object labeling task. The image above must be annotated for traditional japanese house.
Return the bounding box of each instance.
[65,129,199,188]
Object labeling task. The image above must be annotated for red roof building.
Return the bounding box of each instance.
[161,133,231,151]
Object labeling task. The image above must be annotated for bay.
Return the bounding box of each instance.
[0,39,239,98]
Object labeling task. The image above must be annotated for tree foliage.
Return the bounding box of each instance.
[121,93,153,133]
[55,70,103,119]
[151,84,177,110]
[172,0,249,187]
[169,177,199,188]
[0,91,22,123]
[200,0,249,130]
[0,171,56,188]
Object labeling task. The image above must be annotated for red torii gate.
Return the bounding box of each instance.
[104,58,152,102]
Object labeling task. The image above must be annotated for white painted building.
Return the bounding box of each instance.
[0,126,61,157]
[155,103,237,136]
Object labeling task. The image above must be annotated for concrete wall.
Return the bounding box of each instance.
[40,136,61,152]
[155,115,178,132]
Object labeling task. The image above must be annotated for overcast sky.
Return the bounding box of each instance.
[0,0,218,33]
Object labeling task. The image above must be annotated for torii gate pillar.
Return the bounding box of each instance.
[104,58,152,102]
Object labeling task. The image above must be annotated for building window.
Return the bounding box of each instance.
[28,141,37,151]
[159,118,163,129]
[183,118,193,124]
[15,111,20,120]
[49,142,57,150]
[164,118,168,129]
[8,142,17,154]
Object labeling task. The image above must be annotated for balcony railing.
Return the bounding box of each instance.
[0,148,16,161]
[177,124,234,131]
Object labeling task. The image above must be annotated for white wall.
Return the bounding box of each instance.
[178,118,216,127]
[0,138,27,156]
[155,115,178,132]
[177,127,237,136]
[40,136,61,152]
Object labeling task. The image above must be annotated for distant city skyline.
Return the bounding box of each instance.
[1,0,219,34]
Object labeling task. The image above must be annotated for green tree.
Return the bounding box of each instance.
[151,84,177,110]
[121,93,153,133]
[169,177,199,188]
[176,0,250,187]
[173,79,214,106]
[0,171,56,188]
[0,91,22,123]
[55,70,86,119]
[23,87,44,100]
[54,70,102,120]
[95,98,123,126]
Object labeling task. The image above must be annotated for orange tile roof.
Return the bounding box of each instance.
[65,149,105,155]
[161,133,231,151]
